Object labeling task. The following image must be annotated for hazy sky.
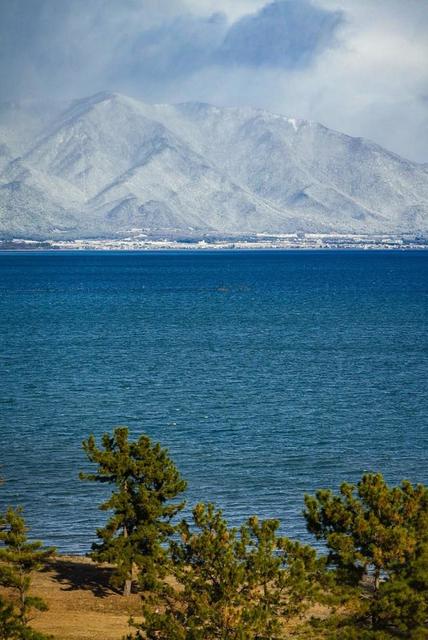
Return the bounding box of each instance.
[0,0,427,161]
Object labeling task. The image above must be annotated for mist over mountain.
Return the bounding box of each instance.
[0,92,427,239]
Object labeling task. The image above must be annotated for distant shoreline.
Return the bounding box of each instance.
[1,234,427,252]
[1,247,428,253]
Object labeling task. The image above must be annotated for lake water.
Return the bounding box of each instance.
[0,250,427,552]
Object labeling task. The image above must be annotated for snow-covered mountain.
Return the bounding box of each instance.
[0,92,427,238]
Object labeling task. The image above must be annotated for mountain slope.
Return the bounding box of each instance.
[0,92,427,238]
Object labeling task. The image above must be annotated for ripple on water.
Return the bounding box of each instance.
[0,250,427,552]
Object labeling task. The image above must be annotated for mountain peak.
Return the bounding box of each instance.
[0,93,427,239]
[76,90,123,106]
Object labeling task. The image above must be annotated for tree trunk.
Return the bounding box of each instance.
[123,562,138,596]
[123,578,132,597]
[122,522,132,596]
[374,568,380,592]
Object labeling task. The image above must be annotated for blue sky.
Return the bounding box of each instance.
[0,0,427,162]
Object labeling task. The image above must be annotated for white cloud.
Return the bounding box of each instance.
[280,0,428,161]
[0,0,427,161]
[183,1,266,21]
[172,0,428,161]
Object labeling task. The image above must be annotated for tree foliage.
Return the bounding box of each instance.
[370,540,428,638]
[304,473,428,587]
[0,596,20,640]
[0,506,54,639]
[131,502,326,640]
[304,473,428,638]
[80,426,187,595]
[2,444,426,639]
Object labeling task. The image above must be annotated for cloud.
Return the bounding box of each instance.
[119,0,342,91]
[128,12,227,81]
[0,0,427,161]
[280,0,428,161]
[0,0,343,97]
[0,0,187,99]
[219,1,343,68]
[183,1,266,22]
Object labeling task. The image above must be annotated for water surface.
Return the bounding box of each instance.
[0,250,427,552]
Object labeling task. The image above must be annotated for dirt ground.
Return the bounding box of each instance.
[26,556,142,640]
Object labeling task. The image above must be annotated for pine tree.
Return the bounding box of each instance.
[370,541,428,638]
[304,473,428,589]
[238,516,327,631]
[80,426,187,596]
[0,506,54,639]
[0,596,20,640]
[131,503,325,640]
[303,473,428,637]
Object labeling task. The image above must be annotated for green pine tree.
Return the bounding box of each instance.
[238,515,327,631]
[0,596,20,640]
[80,426,187,596]
[0,506,54,639]
[370,540,428,638]
[131,502,325,640]
[303,473,428,637]
[304,473,428,589]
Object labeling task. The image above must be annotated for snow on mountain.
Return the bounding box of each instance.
[0,91,427,238]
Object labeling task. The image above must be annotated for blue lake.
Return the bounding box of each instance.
[0,250,427,552]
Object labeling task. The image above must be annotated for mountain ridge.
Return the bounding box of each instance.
[0,92,427,239]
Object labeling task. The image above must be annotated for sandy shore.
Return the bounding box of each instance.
[10,556,141,640]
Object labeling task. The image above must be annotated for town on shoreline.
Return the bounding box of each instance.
[1,232,428,251]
